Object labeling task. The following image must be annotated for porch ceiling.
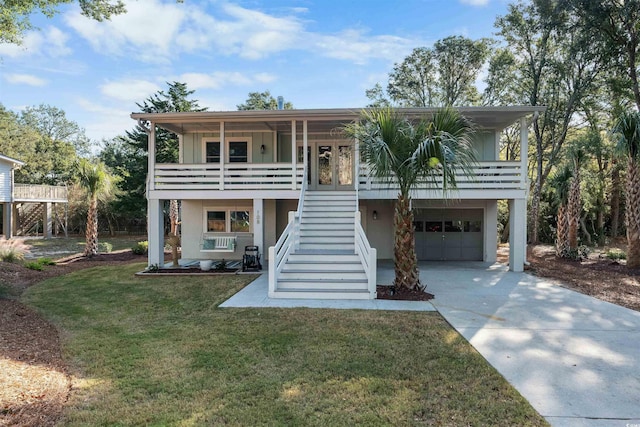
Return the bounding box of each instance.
[131,106,545,135]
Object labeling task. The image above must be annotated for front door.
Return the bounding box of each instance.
[299,142,354,190]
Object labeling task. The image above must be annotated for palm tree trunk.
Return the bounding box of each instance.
[393,194,421,290]
[626,158,640,268]
[611,163,621,238]
[84,198,99,257]
[556,204,568,258]
[567,173,581,250]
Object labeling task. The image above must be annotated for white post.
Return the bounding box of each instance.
[520,117,528,189]
[303,120,308,185]
[268,246,276,297]
[178,134,184,164]
[219,122,225,191]
[509,198,526,272]
[43,202,52,238]
[485,201,498,263]
[369,247,377,298]
[253,198,264,254]
[291,120,297,189]
[148,125,156,192]
[147,198,165,267]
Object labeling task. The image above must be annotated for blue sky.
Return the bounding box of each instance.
[0,0,510,144]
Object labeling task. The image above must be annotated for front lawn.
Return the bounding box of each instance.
[22,265,547,426]
[23,236,146,259]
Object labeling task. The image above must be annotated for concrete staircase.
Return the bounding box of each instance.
[271,190,373,299]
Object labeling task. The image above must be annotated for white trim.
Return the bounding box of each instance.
[201,136,253,163]
[202,205,253,234]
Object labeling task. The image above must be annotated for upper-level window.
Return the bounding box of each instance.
[229,141,248,163]
[205,141,220,163]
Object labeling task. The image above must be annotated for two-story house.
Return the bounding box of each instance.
[132,106,543,300]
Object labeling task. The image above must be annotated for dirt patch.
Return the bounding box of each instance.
[525,245,640,312]
[0,250,146,426]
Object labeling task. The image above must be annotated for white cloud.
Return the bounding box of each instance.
[64,0,185,62]
[0,26,72,58]
[177,71,277,90]
[460,0,490,6]
[62,1,417,66]
[4,73,48,86]
[75,98,136,142]
[100,79,161,102]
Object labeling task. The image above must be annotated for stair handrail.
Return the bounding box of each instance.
[354,211,377,298]
[268,167,307,297]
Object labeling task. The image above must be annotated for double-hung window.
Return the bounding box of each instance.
[202,138,252,163]
[204,208,251,233]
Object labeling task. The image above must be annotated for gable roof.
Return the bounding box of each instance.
[0,154,25,168]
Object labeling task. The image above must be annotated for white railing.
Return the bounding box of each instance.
[355,211,377,298]
[268,168,307,296]
[154,163,304,191]
[13,184,68,201]
[358,161,525,190]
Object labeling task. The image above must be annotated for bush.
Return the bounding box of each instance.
[24,261,44,271]
[132,241,149,255]
[38,257,56,266]
[0,238,29,263]
[606,249,627,260]
[98,242,113,253]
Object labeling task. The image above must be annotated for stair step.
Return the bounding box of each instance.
[270,288,373,299]
[288,253,360,262]
[283,261,364,270]
[280,270,367,280]
[299,244,355,251]
[298,236,354,243]
[299,231,355,238]
[300,223,353,230]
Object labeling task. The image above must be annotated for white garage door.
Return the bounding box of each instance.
[414,209,483,261]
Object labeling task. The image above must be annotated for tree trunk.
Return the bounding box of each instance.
[556,204,569,257]
[529,180,541,244]
[567,173,581,250]
[84,198,99,257]
[393,194,421,290]
[170,200,179,235]
[611,163,621,238]
[625,158,640,268]
[580,215,592,246]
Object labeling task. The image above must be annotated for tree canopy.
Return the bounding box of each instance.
[237,91,293,110]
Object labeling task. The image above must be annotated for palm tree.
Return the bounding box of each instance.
[567,149,585,251]
[549,166,572,257]
[345,107,476,291]
[77,159,116,257]
[613,111,640,268]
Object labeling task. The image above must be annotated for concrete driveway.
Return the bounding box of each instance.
[410,262,640,427]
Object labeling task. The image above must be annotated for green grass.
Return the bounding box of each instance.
[23,236,146,260]
[22,265,547,426]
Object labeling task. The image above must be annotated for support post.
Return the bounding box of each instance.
[148,125,155,192]
[147,198,165,267]
[485,201,498,263]
[520,117,528,190]
[291,120,297,189]
[509,198,526,272]
[253,198,264,256]
[220,121,225,190]
[303,120,308,185]
[2,203,12,238]
[43,202,52,238]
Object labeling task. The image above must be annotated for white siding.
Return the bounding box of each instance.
[0,162,12,203]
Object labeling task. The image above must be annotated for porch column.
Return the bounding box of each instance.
[303,120,308,184]
[42,202,52,238]
[147,198,165,267]
[520,117,528,190]
[148,124,155,192]
[2,203,12,238]
[508,198,526,272]
[253,198,264,255]
[291,120,297,189]
[219,122,225,190]
[484,200,498,263]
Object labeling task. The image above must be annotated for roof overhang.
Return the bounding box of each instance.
[0,154,25,168]
[130,106,546,135]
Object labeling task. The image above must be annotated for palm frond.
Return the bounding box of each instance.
[612,110,640,160]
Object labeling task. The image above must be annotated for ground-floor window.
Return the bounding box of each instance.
[204,207,251,233]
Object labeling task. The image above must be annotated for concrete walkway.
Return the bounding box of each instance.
[423,262,640,427]
[220,261,640,426]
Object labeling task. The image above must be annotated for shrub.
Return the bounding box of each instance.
[606,249,627,260]
[132,241,149,255]
[98,242,113,253]
[38,257,56,266]
[24,261,44,271]
[0,238,29,263]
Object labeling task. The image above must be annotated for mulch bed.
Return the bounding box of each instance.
[138,267,240,274]
[376,285,435,301]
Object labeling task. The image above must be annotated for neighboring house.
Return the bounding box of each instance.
[0,153,68,238]
[132,106,543,300]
